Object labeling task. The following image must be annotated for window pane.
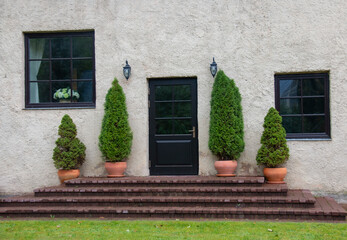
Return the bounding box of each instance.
[303,116,325,133]
[29,82,50,103]
[155,86,172,101]
[72,37,93,57]
[173,119,191,134]
[52,81,72,102]
[52,60,71,80]
[303,98,324,114]
[280,80,301,97]
[302,78,324,96]
[29,61,49,81]
[282,116,302,133]
[156,119,172,134]
[29,38,49,59]
[72,60,93,79]
[51,37,70,58]
[76,81,93,102]
[174,85,191,100]
[280,98,301,114]
[156,102,172,118]
[174,102,191,117]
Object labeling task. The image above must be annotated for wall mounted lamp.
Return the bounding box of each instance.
[123,60,131,80]
[210,57,218,78]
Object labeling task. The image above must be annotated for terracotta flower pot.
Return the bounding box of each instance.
[214,160,237,177]
[105,162,127,178]
[57,169,80,184]
[263,167,287,184]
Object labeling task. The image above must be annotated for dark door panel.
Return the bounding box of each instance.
[149,78,198,175]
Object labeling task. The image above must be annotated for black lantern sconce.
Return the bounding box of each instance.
[210,57,217,78]
[123,60,131,80]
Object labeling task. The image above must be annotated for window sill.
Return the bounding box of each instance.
[286,138,332,141]
[23,106,96,110]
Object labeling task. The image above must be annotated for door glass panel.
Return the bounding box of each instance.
[280,98,301,114]
[280,80,301,97]
[156,102,172,118]
[155,86,172,101]
[303,116,325,133]
[174,102,191,117]
[302,78,324,96]
[173,119,191,134]
[282,116,302,133]
[303,98,324,114]
[174,85,191,100]
[156,119,172,134]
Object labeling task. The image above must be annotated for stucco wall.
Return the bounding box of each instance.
[0,0,346,196]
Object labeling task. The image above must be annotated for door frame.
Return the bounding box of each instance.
[148,77,199,175]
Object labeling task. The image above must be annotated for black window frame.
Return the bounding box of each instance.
[275,72,330,139]
[25,31,96,109]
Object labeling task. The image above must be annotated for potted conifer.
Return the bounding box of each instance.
[209,70,245,176]
[256,107,289,183]
[53,114,86,183]
[99,78,133,177]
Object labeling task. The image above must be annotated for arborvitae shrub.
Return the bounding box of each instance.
[209,70,245,160]
[99,78,133,162]
[256,107,289,167]
[53,114,86,170]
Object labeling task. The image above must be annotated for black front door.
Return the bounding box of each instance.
[149,78,198,175]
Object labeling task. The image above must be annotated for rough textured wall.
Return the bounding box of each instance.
[0,0,346,196]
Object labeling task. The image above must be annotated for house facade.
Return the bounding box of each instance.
[0,0,346,199]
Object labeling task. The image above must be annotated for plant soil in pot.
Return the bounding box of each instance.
[105,162,127,178]
[215,160,237,177]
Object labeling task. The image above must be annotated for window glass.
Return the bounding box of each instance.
[29,61,49,81]
[156,102,172,118]
[280,99,301,114]
[302,78,324,96]
[303,98,324,114]
[73,37,93,57]
[29,82,50,103]
[76,81,93,102]
[174,102,191,117]
[51,38,70,58]
[156,120,172,134]
[174,85,191,100]
[279,80,300,97]
[52,60,71,80]
[282,116,302,133]
[72,59,93,79]
[29,38,49,59]
[303,116,325,133]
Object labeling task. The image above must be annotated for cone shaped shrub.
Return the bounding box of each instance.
[99,78,133,162]
[256,107,289,168]
[53,114,86,170]
[209,70,245,160]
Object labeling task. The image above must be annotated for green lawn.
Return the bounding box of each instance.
[0,220,346,240]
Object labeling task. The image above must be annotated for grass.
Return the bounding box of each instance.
[0,219,346,240]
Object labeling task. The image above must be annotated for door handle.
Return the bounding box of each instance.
[189,126,196,138]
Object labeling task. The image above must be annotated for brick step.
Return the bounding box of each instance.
[65,176,265,187]
[1,190,315,208]
[34,184,288,197]
[0,197,345,222]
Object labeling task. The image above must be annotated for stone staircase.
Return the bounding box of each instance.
[0,176,346,221]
